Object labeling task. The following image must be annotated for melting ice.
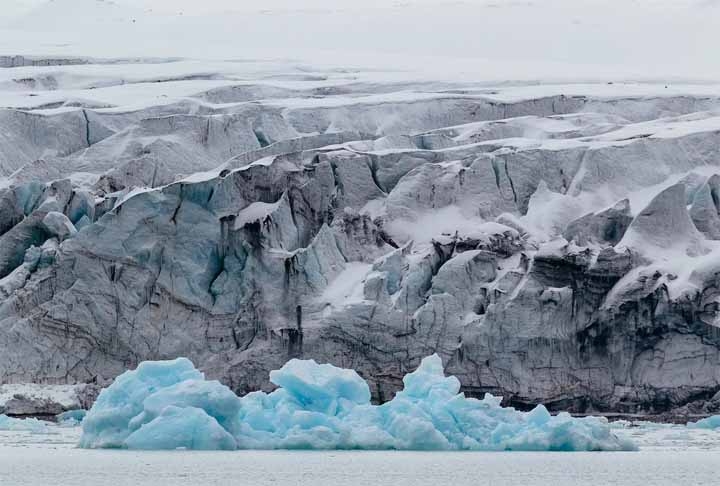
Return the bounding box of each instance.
[79,355,635,451]
[0,414,49,432]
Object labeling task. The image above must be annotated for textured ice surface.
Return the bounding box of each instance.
[56,409,86,426]
[3,59,720,417]
[124,406,237,451]
[78,358,236,449]
[0,414,48,432]
[688,415,720,430]
[80,355,634,451]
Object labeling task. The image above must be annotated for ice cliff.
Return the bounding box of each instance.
[79,356,634,451]
[1,58,720,417]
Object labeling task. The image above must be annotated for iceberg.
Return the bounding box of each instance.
[687,415,720,430]
[0,414,49,433]
[80,355,635,451]
[56,409,87,426]
[79,358,231,448]
[124,406,238,450]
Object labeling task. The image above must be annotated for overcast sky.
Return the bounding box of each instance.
[3,0,720,81]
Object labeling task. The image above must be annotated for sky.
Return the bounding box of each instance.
[2,0,720,82]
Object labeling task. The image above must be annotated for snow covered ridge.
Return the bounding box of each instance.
[79,355,635,451]
[2,0,720,81]
[4,56,720,417]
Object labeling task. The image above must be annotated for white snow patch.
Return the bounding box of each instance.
[318,262,372,311]
[387,206,486,244]
[235,201,281,228]
[0,384,84,411]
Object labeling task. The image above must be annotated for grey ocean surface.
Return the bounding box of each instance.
[1,426,719,486]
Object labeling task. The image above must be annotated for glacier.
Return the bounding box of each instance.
[2,1,720,423]
[80,355,635,451]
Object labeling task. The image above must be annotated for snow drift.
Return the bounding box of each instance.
[79,356,635,451]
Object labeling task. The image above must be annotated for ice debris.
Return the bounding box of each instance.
[56,409,87,426]
[0,414,49,432]
[80,355,636,451]
[688,415,720,430]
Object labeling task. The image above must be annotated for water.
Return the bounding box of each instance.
[1,425,719,486]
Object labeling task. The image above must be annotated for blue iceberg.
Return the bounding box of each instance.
[56,409,87,427]
[0,414,49,432]
[79,358,236,448]
[124,405,238,450]
[80,355,635,451]
[688,415,720,430]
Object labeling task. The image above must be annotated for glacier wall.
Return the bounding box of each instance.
[2,58,720,416]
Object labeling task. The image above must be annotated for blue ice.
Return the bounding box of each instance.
[80,354,635,451]
[56,409,87,426]
[0,414,49,432]
[688,415,720,429]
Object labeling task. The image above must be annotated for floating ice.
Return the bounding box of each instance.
[688,415,720,430]
[56,409,87,426]
[79,358,234,449]
[267,358,371,413]
[80,355,635,451]
[124,406,238,450]
[0,414,49,432]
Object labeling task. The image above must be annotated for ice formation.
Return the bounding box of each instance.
[80,356,635,451]
[0,414,49,432]
[0,383,95,417]
[56,409,87,426]
[688,416,720,430]
[3,37,720,417]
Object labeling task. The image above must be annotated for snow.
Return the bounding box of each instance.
[80,355,634,451]
[2,1,720,456]
[318,262,371,310]
[235,201,282,228]
[114,186,155,208]
[178,167,225,184]
[0,384,86,413]
[2,1,720,84]
[387,206,486,244]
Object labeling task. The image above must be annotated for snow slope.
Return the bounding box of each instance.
[1,0,720,82]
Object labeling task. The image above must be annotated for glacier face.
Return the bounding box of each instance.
[80,356,634,451]
[1,58,720,417]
